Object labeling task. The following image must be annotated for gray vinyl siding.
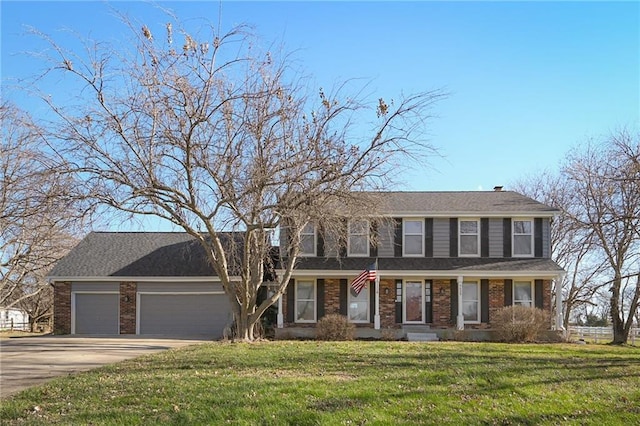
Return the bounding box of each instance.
[542,218,551,258]
[432,218,450,257]
[489,218,504,258]
[72,282,119,292]
[377,221,395,257]
[137,282,224,293]
[323,228,340,258]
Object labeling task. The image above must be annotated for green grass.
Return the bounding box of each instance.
[2,342,639,425]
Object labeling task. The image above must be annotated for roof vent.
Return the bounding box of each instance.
[493,186,503,192]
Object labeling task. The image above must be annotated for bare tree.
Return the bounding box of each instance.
[563,130,640,344]
[512,172,608,330]
[0,103,86,315]
[25,15,444,340]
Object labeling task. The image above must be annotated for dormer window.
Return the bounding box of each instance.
[348,220,369,257]
[513,219,533,257]
[403,219,424,256]
[299,223,316,257]
[459,219,480,256]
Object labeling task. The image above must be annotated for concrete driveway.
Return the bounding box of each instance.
[0,336,209,398]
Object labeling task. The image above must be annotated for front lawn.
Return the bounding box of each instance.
[1,341,639,425]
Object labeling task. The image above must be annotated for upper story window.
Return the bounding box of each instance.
[513,219,533,257]
[403,219,424,256]
[459,219,480,256]
[513,281,533,307]
[299,223,316,257]
[348,220,369,257]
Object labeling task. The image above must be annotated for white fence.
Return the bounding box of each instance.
[0,320,29,331]
[569,326,639,344]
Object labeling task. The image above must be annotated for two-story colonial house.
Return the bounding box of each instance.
[276,189,565,340]
[48,188,564,340]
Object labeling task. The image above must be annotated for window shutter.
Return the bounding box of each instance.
[339,279,348,315]
[395,279,403,323]
[535,279,544,309]
[286,279,295,323]
[317,279,325,319]
[481,218,489,258]
[370,282,375,323]
[450,279,458,324]
[339,220,348,257]
[425,280,433,323]
[481,279,489,323]
[394,218,403,257]
[425,218,434,258]
[504,279,513,306]
[317,227,324,258]
[503,218,512,258]
[449,218,458,257]
[534,218,543,258]
[370,222,378,258]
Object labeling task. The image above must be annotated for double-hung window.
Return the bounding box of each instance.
[462,281,480,323]
[348,220,369,257]
[299,223,316,257]
[513,281,533,307]
[348,284,369,322]
[403,219,424,256]
[459,219,480,256]
[513,219,533,257]
[295,280,316,322]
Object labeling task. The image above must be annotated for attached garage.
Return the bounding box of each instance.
[49,232,239,337]
[72,283,120,335]
[137,283,232,338]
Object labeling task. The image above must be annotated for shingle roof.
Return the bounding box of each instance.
[293,257,564,274]
[49,232,216,278]
[367,191,558,216]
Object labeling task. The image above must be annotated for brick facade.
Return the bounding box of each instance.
[53,281,71,334]
[119,282,137,334]
[281,278,554,331]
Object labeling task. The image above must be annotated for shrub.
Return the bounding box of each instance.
[316,314,355,341]
[380,328,398,341]
[493,305,550,343]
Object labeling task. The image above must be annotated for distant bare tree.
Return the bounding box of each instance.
[563,130,640,344]
[0,103,86,315]
[26,14,444,340]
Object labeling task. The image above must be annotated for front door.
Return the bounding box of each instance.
[404,281,424,323]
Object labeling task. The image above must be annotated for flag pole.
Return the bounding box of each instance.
[374,258,380,330]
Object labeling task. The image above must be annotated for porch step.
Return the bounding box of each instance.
[406,332,439,342]
[402,325,431,333]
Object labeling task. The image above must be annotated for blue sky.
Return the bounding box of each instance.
[2,1,639,195]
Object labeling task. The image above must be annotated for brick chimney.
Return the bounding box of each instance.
[493,186,503,192]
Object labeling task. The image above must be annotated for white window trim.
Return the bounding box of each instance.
[513,280,534,307]
[347,219,370,257]
[403,219,424,257]
[458,218,480,257]
[462,281,481,324]
[403,280,425,323]
[295,279,317,323]
[512,218,534,258]
[348,282,370,323]
[299,224,317,257]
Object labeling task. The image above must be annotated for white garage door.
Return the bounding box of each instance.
[138,293,232,337]
[74,293,119,335]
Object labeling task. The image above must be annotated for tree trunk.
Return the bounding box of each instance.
[610,279,627,344]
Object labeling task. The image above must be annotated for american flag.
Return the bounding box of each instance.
[351,262,377,295]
